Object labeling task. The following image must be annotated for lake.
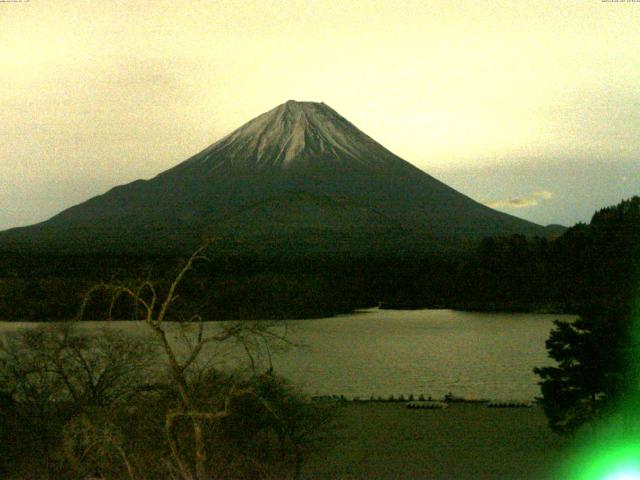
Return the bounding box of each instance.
[0,308,573,401]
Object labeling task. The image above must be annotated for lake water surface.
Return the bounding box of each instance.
[269,308,571,401]
[0,309,574,401]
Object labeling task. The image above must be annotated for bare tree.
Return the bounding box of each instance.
[79,243,294,480]
[0,243,332,479]
[0,322,156,479]
[0,323,154,408]
[63,411,137,480]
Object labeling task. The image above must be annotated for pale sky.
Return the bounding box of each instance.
[1,0,639,230]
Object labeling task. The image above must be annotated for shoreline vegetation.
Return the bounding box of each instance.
[309,394,532,406]
[0,270,581,323]
[0,301,573,324]
[2,197,637,322]
[378,301,571,315]
[0,302,573,324]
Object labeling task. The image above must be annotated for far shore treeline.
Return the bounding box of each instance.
[0,196,637,321]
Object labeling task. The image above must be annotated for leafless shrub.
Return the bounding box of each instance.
[74,242,331,480]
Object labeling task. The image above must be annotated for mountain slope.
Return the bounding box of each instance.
[0,100,550,255]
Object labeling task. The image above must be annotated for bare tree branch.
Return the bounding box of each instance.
[156,244,210,325]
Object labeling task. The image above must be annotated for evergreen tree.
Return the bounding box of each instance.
[534,306,634,434]
[535,196,640,435]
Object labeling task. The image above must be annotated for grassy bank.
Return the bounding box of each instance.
[302,402,568,480]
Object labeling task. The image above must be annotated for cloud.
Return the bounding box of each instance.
[486,198,538,209]
[533,190,553,200]
[485,190,553,209]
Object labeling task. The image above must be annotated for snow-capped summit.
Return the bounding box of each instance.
[176,100,408,173]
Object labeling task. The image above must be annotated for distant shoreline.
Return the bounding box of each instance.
[0,304,575,323]
[379,302,572,315]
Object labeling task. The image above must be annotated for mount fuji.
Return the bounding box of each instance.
[0,100,553,255]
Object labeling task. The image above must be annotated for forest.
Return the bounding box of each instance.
[0,196,637,321]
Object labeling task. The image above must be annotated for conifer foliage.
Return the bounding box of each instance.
[534,197,640,434]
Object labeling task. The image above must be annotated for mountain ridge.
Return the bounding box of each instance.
[0,100,554,255]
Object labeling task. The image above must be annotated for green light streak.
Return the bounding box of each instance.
[565,441,640,480]
[563,299,640,480]
[604,469,640,480]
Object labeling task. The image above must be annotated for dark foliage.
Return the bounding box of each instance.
[0,323,335,479]
[458,196,639,313]
[534,197,640,434]
[534,306,632,434]
[0,196,637,320]
[0,324,156,478]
